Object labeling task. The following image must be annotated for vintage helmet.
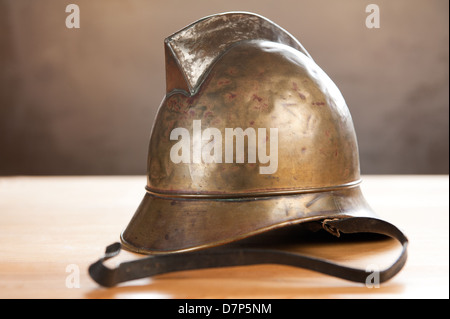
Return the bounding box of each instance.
[90,12,408,287]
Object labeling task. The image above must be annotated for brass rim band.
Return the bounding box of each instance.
[144,179,362,200]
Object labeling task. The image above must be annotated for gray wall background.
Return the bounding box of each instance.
[0,0,448,175]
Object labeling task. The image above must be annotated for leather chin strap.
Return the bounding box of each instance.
[89,217,408,287]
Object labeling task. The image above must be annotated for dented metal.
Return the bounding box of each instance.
[121,12,375,255]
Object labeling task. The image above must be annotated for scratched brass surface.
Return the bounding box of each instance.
[122,12,367,254]
[164,12,312,95]
[150,39,360,195]
[121,186,376,254]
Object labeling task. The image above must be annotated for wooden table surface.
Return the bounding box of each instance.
[0,175,448,299]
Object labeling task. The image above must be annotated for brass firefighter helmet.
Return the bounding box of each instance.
[122,12,370,253]
[89,12,408,287]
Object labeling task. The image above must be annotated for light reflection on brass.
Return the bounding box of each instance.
[121,12,376,255]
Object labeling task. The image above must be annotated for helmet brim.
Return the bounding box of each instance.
[120,185,379,255]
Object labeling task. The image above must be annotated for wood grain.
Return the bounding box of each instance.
[0,175,448,299]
